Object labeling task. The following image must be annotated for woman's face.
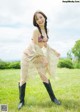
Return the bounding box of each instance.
[35,13,45,27]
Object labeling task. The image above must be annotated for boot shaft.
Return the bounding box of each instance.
[43,81,56,101]
[18,83,26,103]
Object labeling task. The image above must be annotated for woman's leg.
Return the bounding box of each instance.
[18,56,29,110]
[35,66,61,105]
[35,64,49,83]
[43,81,61,105]
[20,59,29,86]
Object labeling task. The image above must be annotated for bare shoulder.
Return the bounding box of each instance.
[32,29,39,44]
[33,29,39,35]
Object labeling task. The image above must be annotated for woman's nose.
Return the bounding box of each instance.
[38,19,42,22]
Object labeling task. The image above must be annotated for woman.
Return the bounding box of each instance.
[18,11,61,110]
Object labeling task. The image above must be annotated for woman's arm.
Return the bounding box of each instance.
[32,29,39,45]
[51,48,60,57]
[31,29,45,56]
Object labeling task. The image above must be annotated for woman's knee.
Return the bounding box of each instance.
[39,73,48,83]
[20,79,26,86]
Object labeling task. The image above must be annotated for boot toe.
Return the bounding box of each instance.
[18,102,24,110]
[53,98,61,105]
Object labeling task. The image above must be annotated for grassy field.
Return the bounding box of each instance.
[0,68,80,112]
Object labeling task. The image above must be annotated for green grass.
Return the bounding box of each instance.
[0,68,80,112]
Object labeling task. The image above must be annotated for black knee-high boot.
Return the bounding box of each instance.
[18,83,26,110]
[43,80,61,105]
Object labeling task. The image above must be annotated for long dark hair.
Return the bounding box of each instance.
[33,11,49,39]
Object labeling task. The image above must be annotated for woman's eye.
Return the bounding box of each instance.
[40,16,42,19]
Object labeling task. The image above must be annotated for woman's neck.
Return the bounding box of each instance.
[40,26,45,30]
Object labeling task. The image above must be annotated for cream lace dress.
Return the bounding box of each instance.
[20,41,59,81]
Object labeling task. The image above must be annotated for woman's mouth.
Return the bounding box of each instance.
[39,21,43,24]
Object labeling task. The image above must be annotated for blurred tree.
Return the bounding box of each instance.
[67,50,73,60]
[72,40,80,62]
